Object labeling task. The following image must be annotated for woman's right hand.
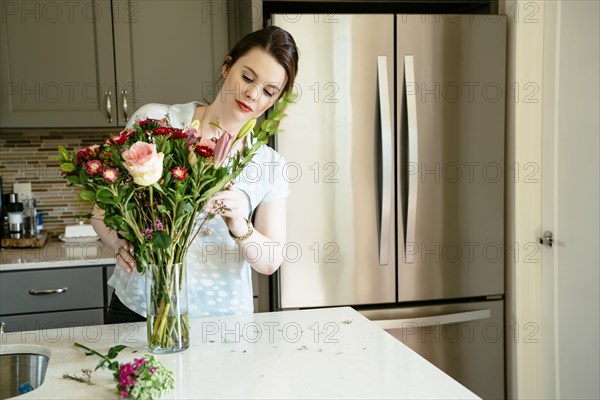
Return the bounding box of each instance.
[114,240,136,274]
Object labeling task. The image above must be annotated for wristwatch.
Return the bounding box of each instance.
[229,218,254,243]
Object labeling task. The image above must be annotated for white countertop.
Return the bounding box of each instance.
[0,240,115,271]
[0,307,479,399]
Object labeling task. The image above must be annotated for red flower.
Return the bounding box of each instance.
[195,145,213,158]
[107,131,129,146]
[136,117,160,128]
[76,149,87,165]
[170,129,188,139]
[171,167,187,180]
[84,160,103,175]
[153,127,173,136]
[76,144,100,164]
[102,167,119,182]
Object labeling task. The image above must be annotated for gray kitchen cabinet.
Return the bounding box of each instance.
[0,267,106,332]
[103,265,117,323]
[113,0,229,120]
[0,0,229,128]
[0,0,116,128]
[1,310,105,333]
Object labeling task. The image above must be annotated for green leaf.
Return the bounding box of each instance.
[152,231,172,249]
[107,345,128,359]
[157,205,168,214]
[96,188,115,204]
[66,176,81,185]
[58,145,69,161]
[162,140,172,155]
[60,163,75,172]
[79,169,89,185]
[182,202,194,213]
[152,183,165,194]
[79,190,96,202]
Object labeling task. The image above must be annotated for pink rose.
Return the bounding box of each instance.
[122,142,164,186]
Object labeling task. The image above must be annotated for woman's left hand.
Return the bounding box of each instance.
[206,183,250,237]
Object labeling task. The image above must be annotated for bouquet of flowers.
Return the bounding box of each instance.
[58,93,295,352]
[68,343,174,400]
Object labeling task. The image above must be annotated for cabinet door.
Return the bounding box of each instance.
[0,267,103,315]
[1,309,104,333]
[113,0,229,125]
[0,0,117,128]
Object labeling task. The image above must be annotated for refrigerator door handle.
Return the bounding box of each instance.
[404,55,419,263]
[377,56,393,266]
[373,309,491,329]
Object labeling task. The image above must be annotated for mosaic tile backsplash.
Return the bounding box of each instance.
[1,129,118,237]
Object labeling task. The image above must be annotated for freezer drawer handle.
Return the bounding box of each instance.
[403,55,419,263]
[28,287,68,296]
[374,309,491,329]
[377,56,393,266]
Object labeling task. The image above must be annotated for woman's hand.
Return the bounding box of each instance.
[91,205,137,274]
[114,240,136,274]
[206,183,250,237]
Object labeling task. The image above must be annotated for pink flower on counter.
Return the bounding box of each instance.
[213,130,235,166]
[102,167,119,182]
[171,167,187,180]
[122,142,164,186]
[84,159,103,175]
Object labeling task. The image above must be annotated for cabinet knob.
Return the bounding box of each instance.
[105,90,113,123]
[539,230,554,248]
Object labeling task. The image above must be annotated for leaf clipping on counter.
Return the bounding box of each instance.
[341,319,353,324]
[63,368,94,385]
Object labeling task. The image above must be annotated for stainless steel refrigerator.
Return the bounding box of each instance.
[271,14,506,399]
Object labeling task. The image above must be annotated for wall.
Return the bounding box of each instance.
[1,129,118,237]
[500,0,545,398]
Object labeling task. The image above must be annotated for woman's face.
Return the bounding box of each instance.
[221,47,287,121]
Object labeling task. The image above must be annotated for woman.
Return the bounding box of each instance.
[92,26,299,323]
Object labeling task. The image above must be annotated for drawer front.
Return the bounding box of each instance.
[105,266,115,307]
[0,309,104,333]
[0,268,103,315]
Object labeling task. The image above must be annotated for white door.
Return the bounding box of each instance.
[541,1,600,398]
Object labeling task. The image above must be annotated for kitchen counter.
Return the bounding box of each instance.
[0,239,115,271]
[0,307,478,399]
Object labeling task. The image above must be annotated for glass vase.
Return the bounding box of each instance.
[145,262,190,354]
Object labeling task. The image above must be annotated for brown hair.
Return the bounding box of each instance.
[223,26,299,95]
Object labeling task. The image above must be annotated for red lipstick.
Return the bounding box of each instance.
[236,100,253,113]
